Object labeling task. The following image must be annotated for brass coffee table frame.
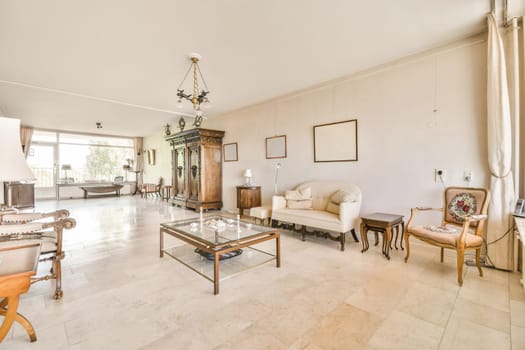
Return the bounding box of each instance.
[160,220,280,295]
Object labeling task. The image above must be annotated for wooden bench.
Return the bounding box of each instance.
[80,184,124,198]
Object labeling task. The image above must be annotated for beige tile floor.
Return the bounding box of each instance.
[1,196,524,350]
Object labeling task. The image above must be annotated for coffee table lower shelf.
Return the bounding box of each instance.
[162,243,277,288]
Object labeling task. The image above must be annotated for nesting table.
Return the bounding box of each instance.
[360,213,404,260]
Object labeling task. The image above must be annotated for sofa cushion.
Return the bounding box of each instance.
[272,208,343,232]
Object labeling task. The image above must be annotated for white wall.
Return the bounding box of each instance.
[201,36,489,216]
[142,36,489,218]
[143,132,172,185]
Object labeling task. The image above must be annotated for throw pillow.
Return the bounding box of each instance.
[285,187,312,201]
[326,190,356,214]
[326,202,340,214]
[285,190,304,201]
[330,190,354,204]
[285,187,312,209]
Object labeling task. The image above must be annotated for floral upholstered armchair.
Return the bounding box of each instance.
[404,187,489,286]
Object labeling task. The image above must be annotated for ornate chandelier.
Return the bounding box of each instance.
[176,53,211,128]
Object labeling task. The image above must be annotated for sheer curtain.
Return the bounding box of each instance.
[486,13,515,270]
[20,126,33,158]
[133,136,144,170]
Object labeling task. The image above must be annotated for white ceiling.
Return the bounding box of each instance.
[0,0,523,137]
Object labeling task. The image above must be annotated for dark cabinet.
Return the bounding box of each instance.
[3,182,35,209]
[236,186,261,216]
[166,128,225,210]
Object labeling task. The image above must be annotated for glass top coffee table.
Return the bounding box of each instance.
[160,215,281,295]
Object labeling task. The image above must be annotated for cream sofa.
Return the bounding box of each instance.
[271,181,361,251]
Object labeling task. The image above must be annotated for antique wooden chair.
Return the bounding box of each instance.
[140,177,163,198]
[404,187,489,286]
[0,213,76,299]
[0,209,69,224]
[0,242,41,342]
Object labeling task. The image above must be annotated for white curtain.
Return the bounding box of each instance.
[133,137,144,173]
[20,126,33,158]
[133,137,144,187]
[486,13,515,271]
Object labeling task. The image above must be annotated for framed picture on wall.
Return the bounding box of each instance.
[313,119,358,162]
[147,149,156,165]
[223,142,238,162]
[266,135,287,159]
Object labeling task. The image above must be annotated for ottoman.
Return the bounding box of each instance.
[249,206,272,226]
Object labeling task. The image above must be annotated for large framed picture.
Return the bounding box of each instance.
[266,135,287,159]
[223,142,238,162]
[313,119,358,162]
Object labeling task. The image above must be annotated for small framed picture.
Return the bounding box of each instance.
[266,135,287,159]
[223,142,238,162]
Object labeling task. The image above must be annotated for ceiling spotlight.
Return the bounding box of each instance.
[96,122,102,129]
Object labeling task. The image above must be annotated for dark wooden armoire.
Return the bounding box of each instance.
[165,128,224,210]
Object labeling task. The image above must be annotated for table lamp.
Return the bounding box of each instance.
[0,117,35,207]
[61,164,72,182]
[243,169,253,186]
[123,164,131,181]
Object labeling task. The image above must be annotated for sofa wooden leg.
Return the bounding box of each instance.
[350,228,359,242]
[340,232,346,251]
[301,226,306,241]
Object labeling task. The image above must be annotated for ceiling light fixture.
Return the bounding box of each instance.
[176,53,211,128]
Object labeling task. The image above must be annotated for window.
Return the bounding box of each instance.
[28,130,135,187]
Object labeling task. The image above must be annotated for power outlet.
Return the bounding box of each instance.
[434,169,445,182]
[464,171,473,183]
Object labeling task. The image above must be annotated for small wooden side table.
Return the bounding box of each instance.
[360,213,404,260]
[160,185,172,201]
[236,186,261,216]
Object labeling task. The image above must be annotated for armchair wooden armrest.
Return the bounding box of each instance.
[458,214,488,243]
[0,210,70,224]
[407,207,443,228]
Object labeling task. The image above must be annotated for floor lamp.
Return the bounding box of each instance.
[274,163,282,194]
[0,117,35,208]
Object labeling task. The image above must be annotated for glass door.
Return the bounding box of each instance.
[26,143,57,199]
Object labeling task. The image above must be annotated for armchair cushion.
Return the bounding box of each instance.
[408,225,482,247]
